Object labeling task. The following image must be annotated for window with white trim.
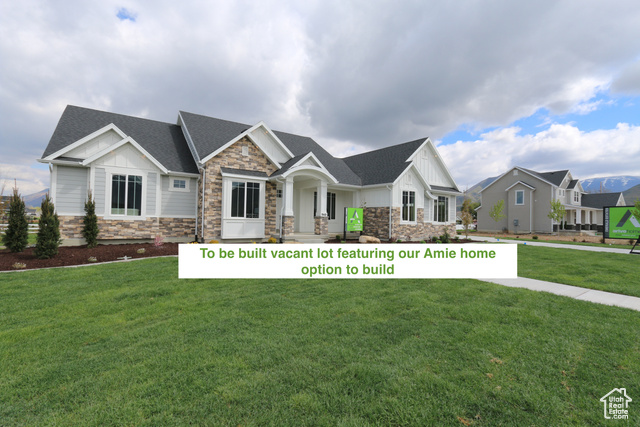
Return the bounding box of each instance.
[231,181,260,218]
[111,174,142,216]
[276,189,282,198]
[573,191,580,203]
[515,190,524,205]
[434,196,448,222]
[170,178,189,192]
[402,191,415,222]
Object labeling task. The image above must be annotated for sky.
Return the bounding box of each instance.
[1,0,640,196]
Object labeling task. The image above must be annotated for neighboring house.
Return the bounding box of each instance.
[38,105,460,244]
[477,166,626,233]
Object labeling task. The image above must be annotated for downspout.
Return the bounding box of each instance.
[530,190,533,233]
[200,166,205,242]
[276,177,285,241]
[386,184,393,241]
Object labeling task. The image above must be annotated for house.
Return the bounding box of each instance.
[38,105,460,244]
[477,166,626,234]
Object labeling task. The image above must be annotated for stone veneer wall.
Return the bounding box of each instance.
[363,207,455,241]
[200,137,278,241]
[282,216,295,237]
[59,215,195,241]
[314,216,328,235]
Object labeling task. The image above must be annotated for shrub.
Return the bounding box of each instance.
[208,239,219,244]
[336,234,341,241]
[440,230,451,244]
[88,256,97,262]
[34,194,61,259]
[12,262,26,269]
[2,187,29,252]
[154,235,164,247]
[532,235,539,240]
[268,237,277,243]
[431,236,437,243]
[436,239,442,244]
[420,240,426,244]
[396,239,402,243]
[82,190,99,248]
[137,248,146,254]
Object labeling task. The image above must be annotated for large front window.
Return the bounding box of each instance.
[231,181,260,218]
[434,196,448,222]
[402,191,415,222]
[111,174,142,216]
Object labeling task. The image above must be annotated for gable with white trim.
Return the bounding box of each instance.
[414,141,457,189]
[64,129,123,160]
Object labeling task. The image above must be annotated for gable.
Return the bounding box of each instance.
[92,142,163,172]
[248,125,292,164]
[64,129,123,160]
[414,141,458,189]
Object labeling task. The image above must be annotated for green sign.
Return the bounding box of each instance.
[346,208,364,232]
[604,206,640,240]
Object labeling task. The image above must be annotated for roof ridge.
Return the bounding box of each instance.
[67,105,177,127]
[342,137,426,161]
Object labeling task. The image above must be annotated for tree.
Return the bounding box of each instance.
[35,193,61,259]
[489,199,506,225]
[461,198,474,238]
[632,199,640,224]
[2,186,29,252]
[547,199,566,235]
[82,190,99,248]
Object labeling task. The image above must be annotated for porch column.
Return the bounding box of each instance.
[282,177,295,237]
[575,208,582,231]
[314,180,328,235]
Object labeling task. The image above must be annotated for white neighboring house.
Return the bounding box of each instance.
[39,105,461,244]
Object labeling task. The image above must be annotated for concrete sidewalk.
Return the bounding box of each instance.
[482,277,640,312]
[467,235,634,254]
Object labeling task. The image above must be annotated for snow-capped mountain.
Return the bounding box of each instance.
[580,176,640,193]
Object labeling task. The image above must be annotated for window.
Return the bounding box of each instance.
[573,191,579,203]
[111,174,142,216]
[434,196,448,222]
[231,181,261,218]
[313,191,337,220]
[515,190,524,205]
[276,189,282,198]
[173,179,186,189]
[402,191,415,222]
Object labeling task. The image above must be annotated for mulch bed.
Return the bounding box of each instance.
[0,243,179,272]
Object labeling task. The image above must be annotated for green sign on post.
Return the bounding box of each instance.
[604,206,640,240]
[345,208,364,232]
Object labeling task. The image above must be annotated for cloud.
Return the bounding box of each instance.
[1,0,640,193]
[437,123,640,189]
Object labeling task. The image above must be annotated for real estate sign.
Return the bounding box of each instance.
[604,206,640,240]
[346,208,364,232]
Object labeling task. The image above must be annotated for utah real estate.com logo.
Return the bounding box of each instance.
[600,388,632,420]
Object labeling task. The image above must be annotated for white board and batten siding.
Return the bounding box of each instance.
[65,129,123,160]
[54,166,88,215]
[249,127,291,164]
[392,170,425,210]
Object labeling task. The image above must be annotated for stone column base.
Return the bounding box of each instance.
[314,216,328,235]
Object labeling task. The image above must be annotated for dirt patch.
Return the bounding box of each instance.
[0,243,179,272]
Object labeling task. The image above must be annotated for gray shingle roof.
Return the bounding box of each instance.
[179,112,363,185]
[42,105,198,174]
[520,168,568,187]
[581,193,623,209]
[220,167,269,178]
[342,138,426,186]
[567,179,579,189]
[431,185,461,193]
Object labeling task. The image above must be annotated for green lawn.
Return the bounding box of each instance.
[1,258,639,425]
[518,245,640,297]
[496,235,635,249]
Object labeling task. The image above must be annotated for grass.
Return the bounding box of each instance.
[1,257,639,425]
[518,245,640,298]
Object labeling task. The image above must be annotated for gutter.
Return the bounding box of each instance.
[200,166,205,242]
[386,184,393,240]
